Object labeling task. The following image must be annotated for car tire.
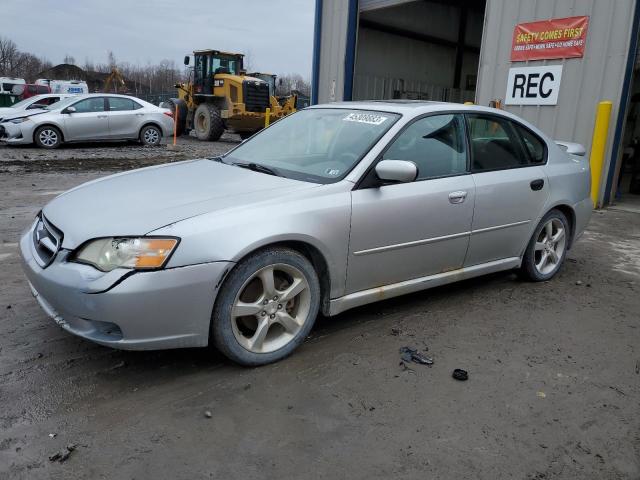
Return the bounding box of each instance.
[211,248,321,366]
[520,209,570,282]
[194,103,225,141]
[34,126,62,149]
[140,125,162,146]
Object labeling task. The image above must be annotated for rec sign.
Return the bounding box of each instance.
[505,65,563,106]
[511,16,589,62]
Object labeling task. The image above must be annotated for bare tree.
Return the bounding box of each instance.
[276,73,311,97]
[0,36,19,75]
[63,54,75,65]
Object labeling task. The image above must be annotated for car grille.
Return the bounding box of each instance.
[243,80,270,112]
[32,214,63,267]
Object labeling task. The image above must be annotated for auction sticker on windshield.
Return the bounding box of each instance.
[343,112,388,125]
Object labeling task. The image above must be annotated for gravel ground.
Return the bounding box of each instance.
[0,145,639,479]
[0,134,238,173]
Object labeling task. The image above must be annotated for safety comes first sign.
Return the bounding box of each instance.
[511,16,589,62]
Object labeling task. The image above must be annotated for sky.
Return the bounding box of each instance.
[2,0,315,78]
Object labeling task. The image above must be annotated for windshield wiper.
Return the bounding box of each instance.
[232,161,280,177]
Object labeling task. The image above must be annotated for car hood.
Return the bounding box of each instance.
[0,107,18,118]
[0,109,48,122]
[43,159,318,249]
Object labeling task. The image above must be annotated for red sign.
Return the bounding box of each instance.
[511,16,589,62]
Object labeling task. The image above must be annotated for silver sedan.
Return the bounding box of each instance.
[20,101,592,365]
[1,94,174,148]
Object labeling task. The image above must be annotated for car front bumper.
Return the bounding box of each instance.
[20,225,232,350]
[0,121,33,144]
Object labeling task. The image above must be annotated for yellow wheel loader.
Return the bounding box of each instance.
[170,50,296,141]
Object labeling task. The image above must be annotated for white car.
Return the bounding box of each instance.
[0,94,76,122]
[0,94,174,148]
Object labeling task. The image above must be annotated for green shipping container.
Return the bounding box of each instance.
[0,94,20,107]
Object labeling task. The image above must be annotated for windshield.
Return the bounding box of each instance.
[224,108,400,183]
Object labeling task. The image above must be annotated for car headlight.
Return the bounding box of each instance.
[72,237,179,272]
[9,117,30,124]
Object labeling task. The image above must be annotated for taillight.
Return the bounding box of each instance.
[163,111,174,119]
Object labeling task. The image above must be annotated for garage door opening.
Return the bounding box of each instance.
[352,0,486,103]
[612,27,640,213]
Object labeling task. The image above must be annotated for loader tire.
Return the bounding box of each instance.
[166,98,187,136]
[194,103,225,141]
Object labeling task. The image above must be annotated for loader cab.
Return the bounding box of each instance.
[249,73,277,97]
[191,50,244,94]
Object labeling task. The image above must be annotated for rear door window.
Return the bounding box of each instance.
[466,115,530,171]
[515,124,547,164]
[108,97,142,111]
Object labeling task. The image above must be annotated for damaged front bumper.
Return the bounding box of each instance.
[0,121,29,144]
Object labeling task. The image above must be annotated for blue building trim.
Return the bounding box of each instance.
[604,0,640,203]
[311,0,323,105]
[343,0,359,101]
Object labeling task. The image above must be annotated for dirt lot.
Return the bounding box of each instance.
[0,140,639,479]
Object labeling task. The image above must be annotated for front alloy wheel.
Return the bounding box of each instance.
[231,264,311,353]
[34,126,62,149]
[211,248,320,366]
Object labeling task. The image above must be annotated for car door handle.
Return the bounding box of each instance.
[97,115,108,119]
[135,113,145,116]
[448,191,467,204]
[530,179,544,191]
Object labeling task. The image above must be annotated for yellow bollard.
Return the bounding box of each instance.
[264,107,271,128]
[589,101,613,208]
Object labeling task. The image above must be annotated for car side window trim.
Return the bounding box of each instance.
[464,113,548,173]
[354,110,471,190]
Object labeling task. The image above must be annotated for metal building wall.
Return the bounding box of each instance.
[476,0,637,206]
[315,0,352,104]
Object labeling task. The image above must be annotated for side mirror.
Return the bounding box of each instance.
[63,106,76,114]
[375,160,418,183]
[183,55,190,66]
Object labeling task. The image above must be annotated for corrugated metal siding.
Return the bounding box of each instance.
[477,0,637,205]
[316,0,352,104]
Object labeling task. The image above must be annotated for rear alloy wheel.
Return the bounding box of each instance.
[34,126,62,149]
[211,248,320,366]
[520,209,569,281]
[194,103,225,141]
[140,125,162,146]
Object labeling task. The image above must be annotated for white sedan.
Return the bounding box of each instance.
[0,94,174,148]
[0,94,76,122]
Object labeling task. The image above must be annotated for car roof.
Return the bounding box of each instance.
[309,100,509,116]
[69,93,136,99]
[308,100,551,143]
